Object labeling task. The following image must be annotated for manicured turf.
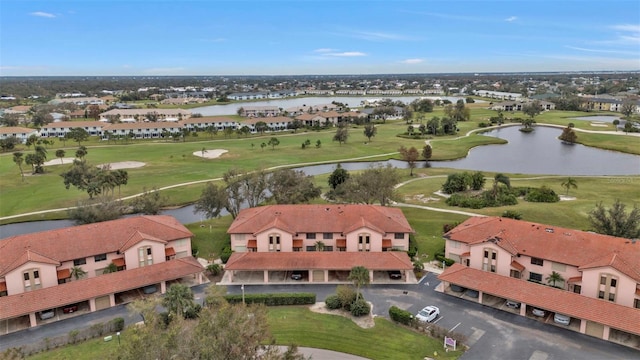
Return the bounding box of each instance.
[25,306,462,360]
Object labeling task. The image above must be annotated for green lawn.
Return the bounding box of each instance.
[267,307,461,360]
[26,306,462,360]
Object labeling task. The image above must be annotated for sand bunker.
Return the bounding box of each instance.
[193,149,228,159]
[559,195,576,201]
[97,161,146,170]
[590,122,608,127]
[43,158,75,166]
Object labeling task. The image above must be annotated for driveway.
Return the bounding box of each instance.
[2,276,638,359]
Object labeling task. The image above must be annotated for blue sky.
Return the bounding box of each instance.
[1,0,639,76]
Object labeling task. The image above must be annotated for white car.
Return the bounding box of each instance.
[532,308,546,317]
[554,313,570,325]
[416,306,440,323]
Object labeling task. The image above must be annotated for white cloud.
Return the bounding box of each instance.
[610,24,640,33]
[313,48,337,53]
[565,46,638,55]
[326,52,366,57]
[505,16,518,22]
[352,31,409,41]
[30,11,55,18]
[400,59,424,64]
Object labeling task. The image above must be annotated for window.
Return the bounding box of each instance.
[598,291,605,299]
[608,293,616,302]
[529,272,542,282]
[94,254,107,262]
[138,246,153,267]
[530,257,544,266]
[73,258,86,266]
[600,276,606,285]
[572,285,581,294]
[269,235,280,252]
[449,240,461,249]
[492,252,497,260]
[510,270,520,279]
[635,299,640,309]
[551,262,566,272]
[394,233,404,239]
[610,278,617,288]
[490,265,496,272]
[323,233,333,240]
[306,233,316,240]
[22,268,41,291]
[358,234,370,252]
[484,250,489,258]
[306,246,316,252]
[324,246,333,252]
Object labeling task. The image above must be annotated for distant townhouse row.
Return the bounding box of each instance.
[439,216,640,346]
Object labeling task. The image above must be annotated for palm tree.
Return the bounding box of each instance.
[546,271,565,288]
[70,266,87,280]
[12,152,24,182]
[55,149,66,164]
[561,177,578,196]
[347,266,370,301]
[103,262,118,274]
[162,283,195,318]
[314,241,325,252]
[492,173,511,198]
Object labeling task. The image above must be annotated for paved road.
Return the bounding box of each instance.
[2,275,638,359]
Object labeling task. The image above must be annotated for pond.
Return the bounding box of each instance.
[2,125,638,238]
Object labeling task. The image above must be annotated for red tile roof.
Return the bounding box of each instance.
[165,247,176,257]
[0,257,203,320]
[225,251,413,271]
[0,216,193,277]
[228,205,413,236]
[445,217,640,281]
[510,260,525,272]
[438,264,640,336]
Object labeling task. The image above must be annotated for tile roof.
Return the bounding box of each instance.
[228,205,413,236]
[225,251,413,271]
[438,264,640,336]
[180,116,236,124]
[40,121,104,129]
[0,127,37,135]
[0,216,192,276]
[0,257,203,320]
[445,217,640,281]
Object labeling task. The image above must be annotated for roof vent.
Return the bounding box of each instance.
[545,228,554,233]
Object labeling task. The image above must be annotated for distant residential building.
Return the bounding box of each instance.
[240,116,291,132]
[239,106,280,118]
[180,116,239,132]
[0,127,39,143]
[40,121,105,138]
[474,90,523,100]
[99,109,191,123]
[228,92,269,101]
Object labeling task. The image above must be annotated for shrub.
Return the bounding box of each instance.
[110,317,125,331]
[413,260,425,272]
[220,246,233,264]
[224,292,316,306]
[389,305,413,325]
[502,210,523,220]
[434,253,456,267]
[336,285,357,310]
[206,263,222,276]
[524,186,560,203]
[325,295,342,310]
[478,122,488,128]
[184,304,202,319]
[350,298,370,317]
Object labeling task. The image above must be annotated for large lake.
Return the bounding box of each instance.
[192,96,475,116]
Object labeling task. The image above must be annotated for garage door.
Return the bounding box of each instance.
[95,295,111,311]
[585,321,604,338]
[312,270,325,282]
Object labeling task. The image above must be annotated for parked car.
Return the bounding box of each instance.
[505,300,521,309]
[387,270,402,279]
[450,284,466,292]
[532,308,546,317]
[39,309,55,320]
[415,306,440,323]
[554,313,570,325]
[62,304,78,314]
[465,289,479,298]
[291,271,303,280]
[142,285,157,294]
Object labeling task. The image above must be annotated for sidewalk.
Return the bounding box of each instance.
[278,346,370,360]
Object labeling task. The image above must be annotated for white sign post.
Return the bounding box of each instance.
[444,336,456,351]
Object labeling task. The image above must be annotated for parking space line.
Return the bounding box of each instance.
[432,316,444,324]
[449,322,461,332]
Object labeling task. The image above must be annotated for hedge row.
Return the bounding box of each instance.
[224,292,316,306]
[389,305,413,325]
